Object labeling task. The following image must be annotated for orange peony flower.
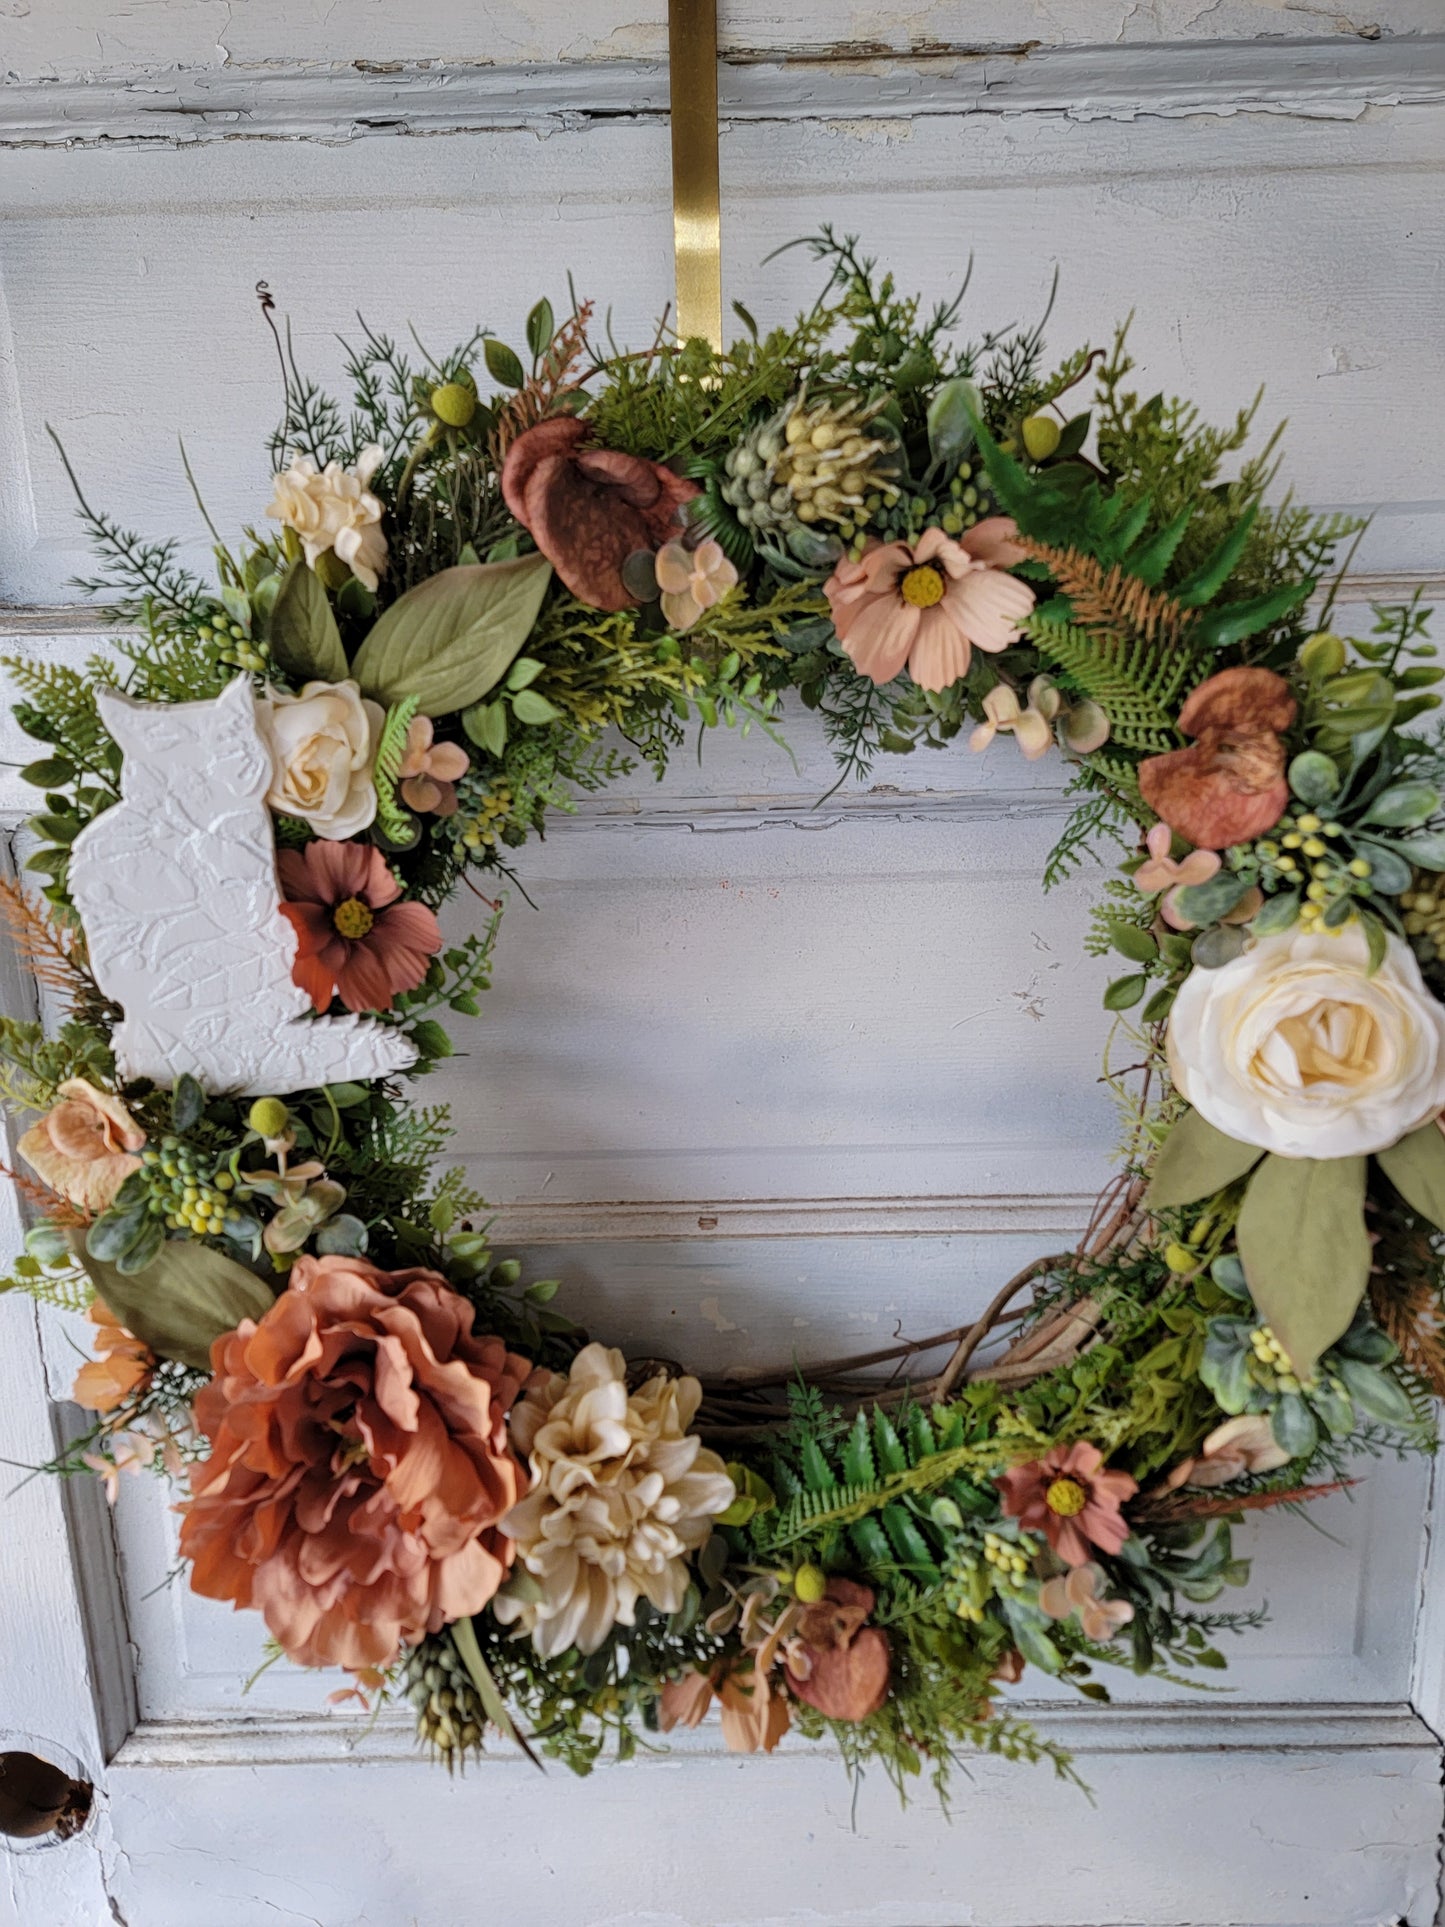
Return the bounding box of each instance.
[178,1254,533,1672]
[72,1299,155,1413]
[996,1441,1138,1568]
[17,1078,145,1215]
[824,519,1035,693]
[278,840,442,1015]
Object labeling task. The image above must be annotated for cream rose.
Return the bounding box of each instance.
[266,447,388,591]
[1166,925,1445,1159]
[257,679,384,839]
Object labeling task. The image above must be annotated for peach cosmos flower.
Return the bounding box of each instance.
[1038,1562,1135,1642]
[823,519,1035,693]
[397,716,470,817]
[17,1078,146,1216]
[1139,667,1297,850]
[72,1300,155,1414]
[655,539,738,633]
[996,1441,1138,1568]
[178,1255,534,1673]
[501,417,698,612]
[278,840,442,1014]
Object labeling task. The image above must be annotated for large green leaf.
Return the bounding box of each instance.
[75,1236,274,1372]
[269,561,348,683]
[1145,1108,1265,1212]
[1235,1154,1370,1381]
[351,555,552,715]
[1376,1122,1445,1232]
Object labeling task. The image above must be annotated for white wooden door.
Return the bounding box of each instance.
[3,6,1444,1924]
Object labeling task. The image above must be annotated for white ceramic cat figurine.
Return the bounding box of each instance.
[69,677,417,1095]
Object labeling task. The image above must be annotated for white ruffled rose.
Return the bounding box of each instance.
[257,679,384,839]
[1167,925,1445,1159]
[266,446,388,592]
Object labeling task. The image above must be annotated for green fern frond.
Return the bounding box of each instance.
[373,696,420,842]
[757,1440,995,1552]
[1027,616,1190,753]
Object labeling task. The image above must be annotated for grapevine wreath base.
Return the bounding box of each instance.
[6,237,1445,1798]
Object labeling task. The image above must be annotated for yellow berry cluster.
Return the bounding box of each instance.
[141,1139,239,1236]
[460,785,513,854]
[983,1530,1030,1585]
[1249,1324,1309,1396]
[1402,881,1445,959]
[1252,813,1369,932]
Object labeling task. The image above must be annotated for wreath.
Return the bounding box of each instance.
[6,234,1444,1800]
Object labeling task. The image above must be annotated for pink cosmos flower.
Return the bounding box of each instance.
[996,1440,1138,1567]
[823,519,1035,693]
[398,716,469,817]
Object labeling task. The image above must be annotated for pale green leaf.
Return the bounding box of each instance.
[1236,1153,1370,1381]
[269,561,348,683]
[75,1235,274,1372]
[1375,1122,1445,1233]
[351,556,553,714]
[1146,1109,1265,1212]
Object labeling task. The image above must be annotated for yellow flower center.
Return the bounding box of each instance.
[900,564,946,609]
[1045,1476,1088,1517]
[333,896,375,940]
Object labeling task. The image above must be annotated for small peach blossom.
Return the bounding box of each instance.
[1039,1562,1134,1641]
[17,1078,146,1215]
[971,677,1056,760]
[398,715,470,817]
[655,539,738,633]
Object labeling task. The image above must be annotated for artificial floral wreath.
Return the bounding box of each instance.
[6,232,1445,1798]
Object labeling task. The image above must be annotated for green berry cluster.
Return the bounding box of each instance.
[197,615,270,676]
[1248,1324,1316,1397]
[140,1137,238,1237]
[855,461,992,557]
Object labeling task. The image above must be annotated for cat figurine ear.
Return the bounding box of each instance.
[71,680,416,1096]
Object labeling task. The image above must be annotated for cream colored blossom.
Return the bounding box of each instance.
[257,679,384,839]
[266,447,388,591]
[1167,926,1445,1158]
[495,1343,735,1658]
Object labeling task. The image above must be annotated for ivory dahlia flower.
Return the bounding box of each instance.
[996,1441,1137,1567]
[178,1255,533,1673]
[1166,926,1445,1158]
[495,1343,735,1658]
[823,519,1034,693]
[266,448,388,592]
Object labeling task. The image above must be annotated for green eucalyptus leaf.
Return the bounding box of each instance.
[1360,782,1441,829]
[1172,871,1251,926]
[1335,1358,1415,1427]
[1394,831,1445,871]
[270,561,349,683]
[1287,751,1340,805]
[1269,1393,1319,1460]
[1375,1122,1445,1232]
[1146,1109,1265,1211]
[1251,890,1300,937]
[1191,924,1247,968]
[171,1072,205,1134]
[1236,1153,1370,1381]
[75,1236,274,1372]
[351,555,553,714]
[1349,839,1413,896]
[85,1203,151,1265]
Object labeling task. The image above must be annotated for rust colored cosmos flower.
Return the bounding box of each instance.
[178,1255,534,1673]
[501,416,698,612]
[278,840,442,1015]
[1138,667,1298,850]
[996,1440,1138,1568]
[782,1577,891,1722]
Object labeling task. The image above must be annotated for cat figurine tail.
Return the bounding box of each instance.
[70,678,418,1096]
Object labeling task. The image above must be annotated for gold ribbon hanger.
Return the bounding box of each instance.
[667,0,723,352]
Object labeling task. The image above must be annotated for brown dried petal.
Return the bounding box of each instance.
[1139,734,1288,849]
[785,1625,891,1723]
[1177,666,1297,738]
